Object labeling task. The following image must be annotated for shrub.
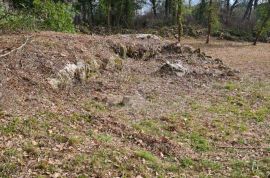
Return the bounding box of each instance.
[0,0,75,33]
[254,2,270,40]
[33,0,75,32]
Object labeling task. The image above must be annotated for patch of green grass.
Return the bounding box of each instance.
[190,133,210,151]
[135,150,159,164]
[224,82,238,91]
[69,113,92,123]
[53,134,82,146]
[133,119,160,133]
[83,100,108,117]
[198,160,222,171]
[68,136,82,146]
[0,117,20,135]
[23,142,39,156]
[0,163,17,177]
[53,134,69,143]
[35,161,56,173]
[63,154,89,172]
[90,147,136,177]
[247,107,270,122]
[3,148,18,157]
[208,94,270,122]
[94,133,113,143]
[180,157,194,168]
[230,160,249,177]
[189,101,202,110]
[228,159,270,177]
[134,150,165,173]
[73,154,88,166]
[84,100,108,116]
[168,112,191,123]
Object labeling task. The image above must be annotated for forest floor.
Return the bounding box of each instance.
[0,32,269,178]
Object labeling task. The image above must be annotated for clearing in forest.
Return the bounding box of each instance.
[0,32,269,177]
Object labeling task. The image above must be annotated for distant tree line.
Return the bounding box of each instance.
[0,0,270,44]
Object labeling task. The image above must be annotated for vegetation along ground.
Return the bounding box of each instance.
[1,0,270,177]
[0,32,269,177]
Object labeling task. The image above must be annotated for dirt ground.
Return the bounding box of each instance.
[184,37,270,78]
[0,32,269,178]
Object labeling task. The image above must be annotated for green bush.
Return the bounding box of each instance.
[255,2,270,38]
[1,12,38,32]
[33,0,75,32]
[0,0,75,33]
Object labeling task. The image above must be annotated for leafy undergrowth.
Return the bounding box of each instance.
[0,79,269,177]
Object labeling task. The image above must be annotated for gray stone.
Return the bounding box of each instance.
[47,60,99,90]
[135,34,161,40]
[159,61,188,77]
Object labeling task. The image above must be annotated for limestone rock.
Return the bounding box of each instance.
[47,60,98,90]
[159,61,188,77]
[135,34,161,40]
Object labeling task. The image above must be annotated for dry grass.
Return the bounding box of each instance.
[183,37,270,78]
[0,33,270,177]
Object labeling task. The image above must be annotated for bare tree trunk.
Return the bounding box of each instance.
[206,0,213,44]
[89,0,95,26]
[177,0,183,42]
[225,0,230,24]
[172,0,177,24]
[242,0,254,20]
[230,0,238,16]
[165,0,169,17]
[150,0,157,17]
[107,0,112,29]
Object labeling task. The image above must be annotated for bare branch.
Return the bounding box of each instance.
[0,35,32,58]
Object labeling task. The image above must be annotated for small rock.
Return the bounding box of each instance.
[136,34,160,40]
[159,61,188,77]
[48,60,97,90]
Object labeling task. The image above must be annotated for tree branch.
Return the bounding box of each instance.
[0,35,32,58]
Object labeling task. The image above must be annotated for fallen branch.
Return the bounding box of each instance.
[0,35,32,58]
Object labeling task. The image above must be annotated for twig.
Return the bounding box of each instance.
[0,35,32,58]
